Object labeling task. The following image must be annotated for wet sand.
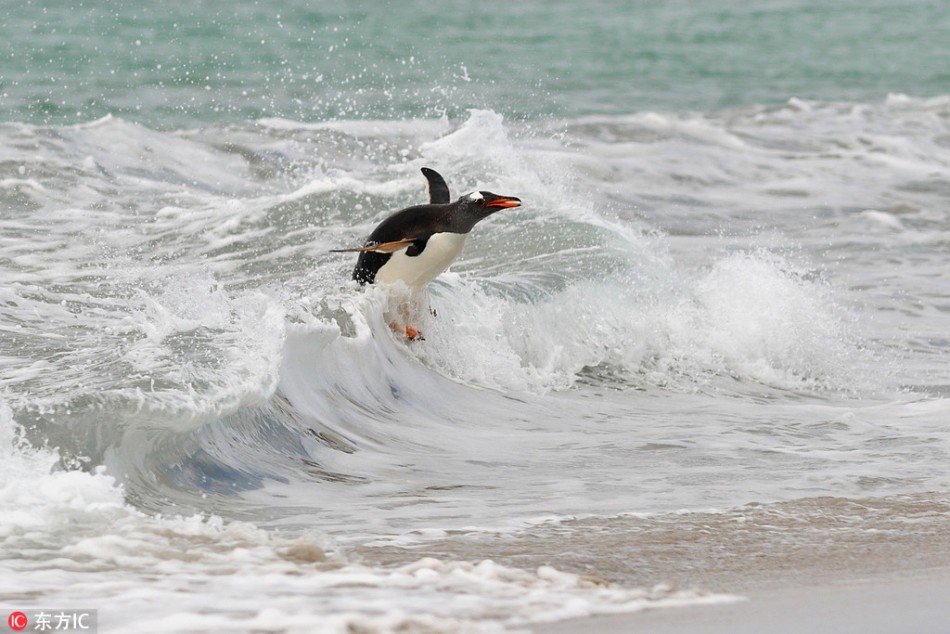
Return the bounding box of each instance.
[530,495,950,633]
[535,570,950,634]
[358,494,950,632]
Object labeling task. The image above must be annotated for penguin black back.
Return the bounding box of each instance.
[333,168,521,286]
[351,167,452,285]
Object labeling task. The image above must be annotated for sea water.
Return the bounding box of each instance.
[3,1,950,632]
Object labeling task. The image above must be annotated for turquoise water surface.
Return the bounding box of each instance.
[3,0,949,127]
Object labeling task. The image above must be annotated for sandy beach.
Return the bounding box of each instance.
[537,570,950,634]
[348,493,950,633]
[530,496,950,634]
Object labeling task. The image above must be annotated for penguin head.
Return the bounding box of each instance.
[452,190,521,230]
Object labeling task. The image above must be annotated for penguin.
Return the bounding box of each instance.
[334,168,522,286]
[332,168,521,338]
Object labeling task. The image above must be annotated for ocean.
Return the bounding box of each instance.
[3,1,950,632]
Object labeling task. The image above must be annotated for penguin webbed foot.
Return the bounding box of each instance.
[389,321,424,341]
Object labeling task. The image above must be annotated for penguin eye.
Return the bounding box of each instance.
[467,191,485,204]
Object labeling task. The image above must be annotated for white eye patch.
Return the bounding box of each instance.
[467,191,484,201]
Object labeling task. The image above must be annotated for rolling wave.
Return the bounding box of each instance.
[4,98,940,524]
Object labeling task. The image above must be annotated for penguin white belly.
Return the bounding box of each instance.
[375,231,467,286]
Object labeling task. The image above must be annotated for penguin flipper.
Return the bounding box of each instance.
[421,167,450,204]
[331,238,415,254]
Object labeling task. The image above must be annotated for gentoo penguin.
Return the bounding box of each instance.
[332,167,521,338]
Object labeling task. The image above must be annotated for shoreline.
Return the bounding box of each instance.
[358,493,950,634]
[535,568,950,634]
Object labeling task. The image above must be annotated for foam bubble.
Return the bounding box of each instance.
[409,250,865,394]
[2,397,738,633]
[0,399,125,540]
[673,252,859,389]
[421,109,512,162]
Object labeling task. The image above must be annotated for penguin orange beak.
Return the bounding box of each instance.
[485,197,521,209]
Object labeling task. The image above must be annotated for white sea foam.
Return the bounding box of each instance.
[4,98,950,632]
[3,399,738,632]
[409,248,861,394]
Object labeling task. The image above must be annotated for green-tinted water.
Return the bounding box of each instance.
[3,0,949,128]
